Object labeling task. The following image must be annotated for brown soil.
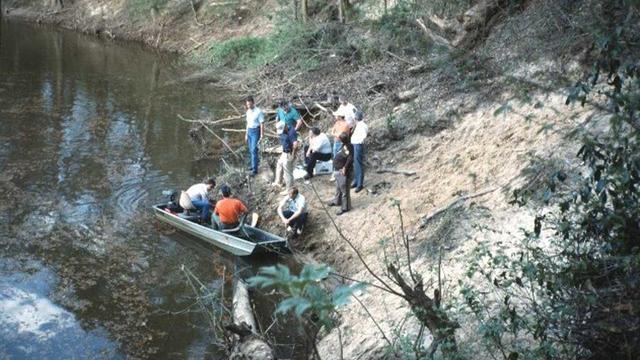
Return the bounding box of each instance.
[3,0,615,358]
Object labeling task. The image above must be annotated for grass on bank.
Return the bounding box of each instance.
[195,1,453,71]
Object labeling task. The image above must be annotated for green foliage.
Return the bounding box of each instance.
[247,264,365,328]
[203,22,354,70]
[125,0,169,18]
[460,15,640,360]
[207,36,271,68]
[372,1,431,56]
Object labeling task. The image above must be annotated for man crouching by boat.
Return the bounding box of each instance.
[277,186,307,237]
[186,178,216,223]
[212,184,248,230]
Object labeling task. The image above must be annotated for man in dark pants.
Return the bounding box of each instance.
[328,132,354,215]
[304,127,332,180]
[277,187,308,236]
[351,110,368,192]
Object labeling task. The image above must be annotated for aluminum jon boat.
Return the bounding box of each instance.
[152,204,289,256]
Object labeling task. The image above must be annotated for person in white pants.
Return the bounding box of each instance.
[273,121,298,194]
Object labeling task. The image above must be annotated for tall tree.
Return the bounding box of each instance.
[301,0,308,23]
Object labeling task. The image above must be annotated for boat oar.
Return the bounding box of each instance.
[250,212,259,227]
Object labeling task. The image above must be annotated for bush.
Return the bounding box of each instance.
[459,13,640,359]
[204,22,367,71]
[125,0,170,18]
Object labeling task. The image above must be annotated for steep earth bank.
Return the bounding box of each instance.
[3,1,623,358]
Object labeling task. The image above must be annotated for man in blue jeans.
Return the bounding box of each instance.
[244,96,265,175]
[185,178,216,223]
[350,110,368,193]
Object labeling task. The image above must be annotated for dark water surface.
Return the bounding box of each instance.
[0,19,249,358]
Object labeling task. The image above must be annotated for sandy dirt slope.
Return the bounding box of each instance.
[269,92,594,359]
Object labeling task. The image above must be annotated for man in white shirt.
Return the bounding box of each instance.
[333,95,357,128]
[304,127,332,180]
[277,187,308,236]
[244,96,265,176]
[351,111,368,193]
[186,178,216,222]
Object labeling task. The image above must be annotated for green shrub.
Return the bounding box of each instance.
[203,22,358,71]
[460,17,640,359]
[125,0,170,18]
[208,36,271,68]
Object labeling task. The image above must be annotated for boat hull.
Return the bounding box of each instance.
[153,205,288,256]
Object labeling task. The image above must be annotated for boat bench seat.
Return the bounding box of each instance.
[178,212,200,222]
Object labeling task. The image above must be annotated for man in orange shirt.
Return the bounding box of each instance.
[212,184,248,230]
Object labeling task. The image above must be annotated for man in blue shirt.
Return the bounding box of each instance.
[276,100,302,131]
[244,96,264,175]
[273,121,298,194]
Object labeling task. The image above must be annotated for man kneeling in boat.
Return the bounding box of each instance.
[185,178,216,223]
[277,187,307,236]
[212,184,248,230]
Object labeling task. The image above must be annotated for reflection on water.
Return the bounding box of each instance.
[0,19,242,358]
[0,259,122,359]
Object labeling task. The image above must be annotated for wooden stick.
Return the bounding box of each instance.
[313,102,332,114]
[177,114,241,159]
[419,174,520,228]
[228,102,243,116]
[376,168,417,176]
[385,51,417,66]
[177,113,242,125]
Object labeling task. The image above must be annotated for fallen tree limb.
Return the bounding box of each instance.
[220,128,278,139]
[177,113,242,125]
[415,18,452,49]
[385,51,417,66]
[221,128,246,133]
[313,102,331,114]
[376,168,417,176]
[419,174,520,228]
[229,280,275,360]
[178,114,241,159]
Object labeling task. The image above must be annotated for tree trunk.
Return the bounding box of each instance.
[229,280,275,360]
[388,264,459,356]
[50,0,63,9]
[454,0,510,48]
[337,0,344,23]
[301,0,308,23]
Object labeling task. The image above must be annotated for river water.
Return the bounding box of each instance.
[0,20,280,358]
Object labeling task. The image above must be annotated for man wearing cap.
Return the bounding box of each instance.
[273,120,298,193]
[212,184,248,230]
[276,101,302,131]
[333,96,357,128]
[244,96,265,176]
[350,110,368,193]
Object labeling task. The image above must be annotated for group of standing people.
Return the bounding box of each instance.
[242,94,368,235]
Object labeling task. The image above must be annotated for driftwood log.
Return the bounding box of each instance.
[228,280,275,360]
